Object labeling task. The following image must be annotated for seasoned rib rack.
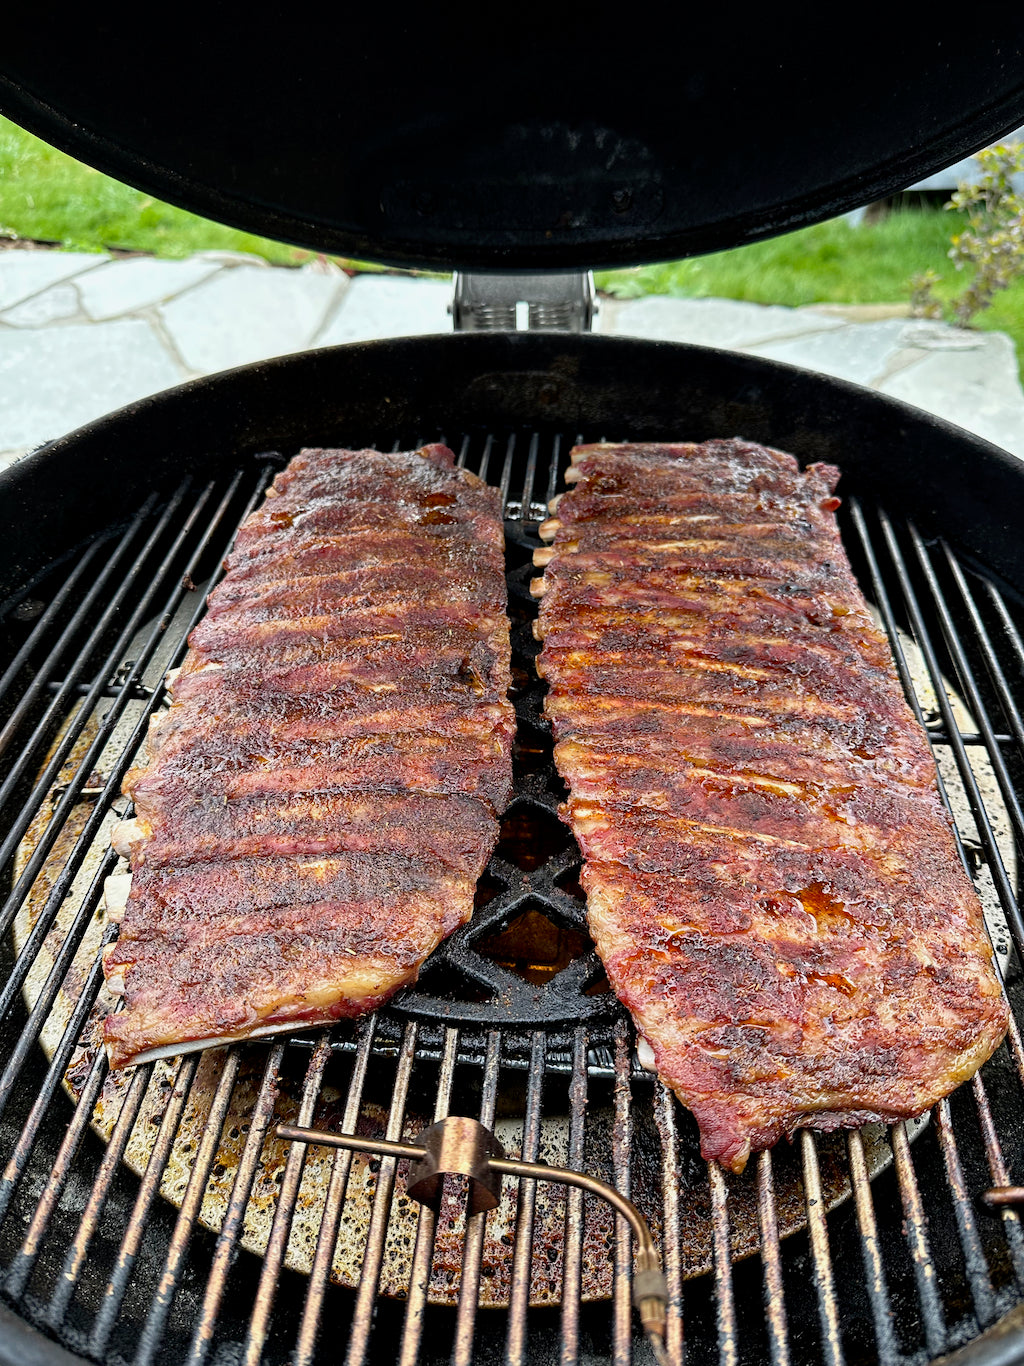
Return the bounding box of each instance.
[102,444,514,1067]
[534,439,1009,1174]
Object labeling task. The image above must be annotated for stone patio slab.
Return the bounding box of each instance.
[0,319,184,451]
[601,295,847,349]
[0,249,107,312]
[315,275,452,346]
[77,256,222,321]
[878,331,1024,458]
[2,283,81,327]
[745,318,916,387]
[160,265,346,373]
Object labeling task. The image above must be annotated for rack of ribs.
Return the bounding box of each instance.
[533,439,1008,1174]
[103,445,513,1068]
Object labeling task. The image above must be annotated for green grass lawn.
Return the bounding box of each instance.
[2,113,1023,374]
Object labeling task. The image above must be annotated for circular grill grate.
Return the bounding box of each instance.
[0,429,1022,1366]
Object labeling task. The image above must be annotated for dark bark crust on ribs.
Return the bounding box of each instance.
[537,440,1008,1173]
[104,445,513,1067]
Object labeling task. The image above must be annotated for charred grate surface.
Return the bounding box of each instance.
[0,429,1020,1366]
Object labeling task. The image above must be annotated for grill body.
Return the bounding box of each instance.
[1,332,1023,1366]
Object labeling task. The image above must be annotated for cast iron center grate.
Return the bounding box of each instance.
[0,428,1023,1366]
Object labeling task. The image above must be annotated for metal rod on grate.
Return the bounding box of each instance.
[707,1161,737,1366]
[654,1083,685,1366]
[89,1056,201,1357]
[756,1150,790,1366]
[846,1130,899,1366]
[135,1050,244,1366]
[505,1030,547,1366]
[243,1033,334,1366]
[47,1064,152,1329]
[972,1074,1024,1288]
[293,1018,378,1366]
[397,1026,460,1366]
[345,1023,420,1366]
[892,1119,947,1358]
[933,1098,996,1327]
[186,1043,287,1366]
[559,1026,589,1366]
[801,1131,844,1366]
[451,1030,501,1366]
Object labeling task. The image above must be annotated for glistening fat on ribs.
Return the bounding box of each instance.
[102,445,513,1068]
[533,439,1008,1174]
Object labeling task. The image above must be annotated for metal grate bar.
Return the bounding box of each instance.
[941,546,1024,760]
[654,1083,685,1366]
[755,1149,790,1366]
[45,1063,151,1328]
[6,1057,146,1305]
[0,467,268,1081]
[0,472,248,956]
[477,434,496,484]
[518,432,541,523]
[505,1030,547,1365]
[558,1026,588,1366]
[983,579,1024,680]
[846,1131,899,1366]
[892,1120,948,1357]
[0,499,160,766]
[0,536,110,710]
[910,529,1024,844]
[545,434,564,508]
[875,511,1024,954]
[345,1022,420,1366]
[456,434,471,468]
[0,845,116,1114]
[498,433,517,512]
[293,1017,378,1366]
[933,1098,996,1327]
[397,1026,460,1366]
[612,1022,635,1366]
[0,1050,107,1284]
[88,1055,201,1358]
[243,1033,334,1366]
[707,1162,737,1366]
[0,930,112,1226]
[135,1050,244,1366]
[451,1030,502,1366]
[186,1043,287,1366]
[972,1074,1024,1289]
[849,502,1024,1079]
[800,1132,844,1366]
[0,484,187,878]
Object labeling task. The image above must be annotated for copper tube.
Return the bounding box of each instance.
[277,1098,673,1363]
[981,1187,1024,1207]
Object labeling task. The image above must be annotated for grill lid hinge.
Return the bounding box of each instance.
[450,271,597,332]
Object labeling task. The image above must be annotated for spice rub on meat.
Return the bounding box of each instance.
[533,439,1008,1174]
[103,445,513,1068]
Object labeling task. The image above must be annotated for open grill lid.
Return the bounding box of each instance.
[2,15,1024,270]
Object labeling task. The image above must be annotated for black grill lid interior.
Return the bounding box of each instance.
[2,15,1024,271]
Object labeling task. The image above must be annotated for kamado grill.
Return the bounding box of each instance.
[3,17,1024,1366]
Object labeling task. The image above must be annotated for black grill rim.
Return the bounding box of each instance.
[2,334,1024,613]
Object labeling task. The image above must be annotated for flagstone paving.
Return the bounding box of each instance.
[2,249,1022,468]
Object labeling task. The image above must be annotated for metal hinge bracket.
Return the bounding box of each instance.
[450,271,597,332]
